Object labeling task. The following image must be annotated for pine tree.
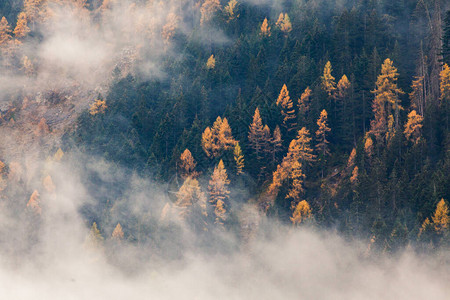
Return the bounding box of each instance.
[290,200,312,225]
[14,12,30,39]
[276,84,297,132]
[111,223,124,241]
[404,110,423,144]
[443,11,450,65]
[315,109,331,157]
[0,17,12,46]
[179,149,198,179]
[260,17,271,37]
[321,61,336,98]
[233,142,244,175]
[370,58,404,142]
[208,160,230,206]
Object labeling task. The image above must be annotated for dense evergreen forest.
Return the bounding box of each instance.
[0,0,449,260]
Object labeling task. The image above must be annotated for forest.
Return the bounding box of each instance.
[0,1,449,291]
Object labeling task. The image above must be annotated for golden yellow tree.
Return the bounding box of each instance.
[90,99,107,115]
[214,199,226,226]
[290,200,312,225]
[176,177,206,219]
[233,142,244,175]
[111,223,124,241]
[286,160,305,204]
[162,13,179,43]
[85,222,104,248]
[271,125,283,163]
[440,64,450,102]
[404,110,423,144]
[27,189,41,214]
[260,17,271,37]
[347,148,356,168]
[179,149,198,179]
[350,166,358,184]
[224,0,239,21]
[24,0,42,24]
[370,58,404,142]
[364,136,373,157]
[298,87,311,122]
[200,0,221,25]
[276,84,297,131]
[321,61,336,98]
[248,107,265,159]
[208,160,230,206]
[337,75,351,100]
[315,109,331,157]
[275,13,292,34]
[14,12,30,39]
[432,199,449,234]
[202,116,236,158]
[206,54,215,69]
[0,17,12,46]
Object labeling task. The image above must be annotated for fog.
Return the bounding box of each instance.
[0,0,449,299]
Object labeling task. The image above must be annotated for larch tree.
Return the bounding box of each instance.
[350,166,359,184]
[179,149,197,179]
[233,142,244,175]
[85,222,104,249]
[27,190,41,214]
[315,109,331,157]
[432,199,449,234]
[208,160,230,206]
[275,13,292,34]
[364,136,374,157]
[298,87,311,124]
[89,99,107,115]
[224,0,239,21]
[290,200,312,225]
[347,148,356,168]
[276,84,297,132]
[200,0,221,25]
[336,75,351,127]
[370,58,404,142]
[260,17,271,37]
[440,64,450,130]
[321,61,336,98]
[404,110,423,144]
[248,107,265,159]
[202,116,236,158]
[14,12,30,39]
[214,199,226,226]
[0,17,12,46]
[206,54,215,69]
[111,223,124,241]
[176,177,206,219]
[286,160,305,205]
[162,13,179,43]
[268,127,315,196]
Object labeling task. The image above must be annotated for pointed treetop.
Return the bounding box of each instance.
[321,61,336,97]
[260,17,271,37]
[111,223,124,240]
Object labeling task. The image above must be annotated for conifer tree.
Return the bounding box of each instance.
[214,199,226,226]
[43,175,55,193]
[370,58,404,142]
[432,199,449,234]
[364,136,373,157]
[14,12,30,39]
[276,84,297,132]
[347,148,356,168]
[24,0,41,25]
[315,109,331,157]
[0,17,12,46]
[404,110,423,144]
[206,54,215,69]
[271,125,283,164]
[86,222,104,248]
[350,166,358,184]
[233,142,244,175]
[248,107,265,159]
[208,160,230,206]
[200,0,221,25]
[202,116,236,158]
[224,0,239,21]
[111,223,124,241]
[275,13,292,34]
[298,87,311,124]
[260,17,271,37]
[321,61,336,98]
[89,99,107,115]
[179,149,197,179]
[27,190,41,214]
[176,177,206,218]
[286,160,305,205]
[290,200,312,225]
[162,13,179,43]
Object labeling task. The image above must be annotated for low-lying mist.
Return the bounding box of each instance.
[0,156,449,300]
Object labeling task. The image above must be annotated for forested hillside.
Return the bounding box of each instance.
[0,0,449,261]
